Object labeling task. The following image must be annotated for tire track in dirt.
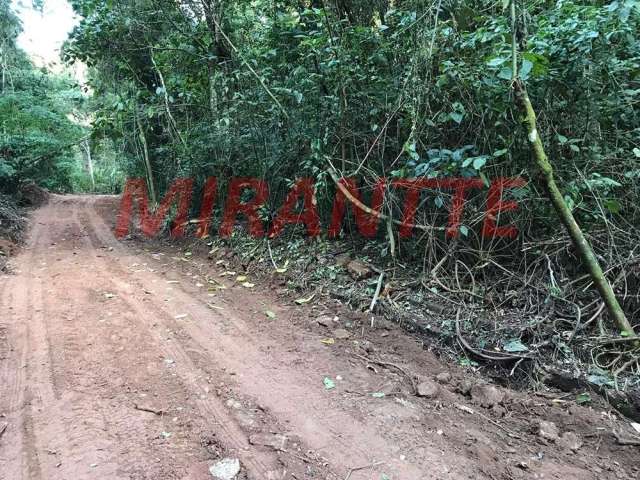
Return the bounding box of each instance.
[0,223,49,480]
[82,200,449,478]
[84,204,389,475]
[2,198,282,480]
[16,198,254,479]
[31,208,129,479]
[1,203,134,480]
[73,203,295,479]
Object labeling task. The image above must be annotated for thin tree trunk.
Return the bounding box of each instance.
[82,139,96,192]
[1,49,5,93]
[135,111,157,205]
[513,83,634,336]
[202,0,227,118]
[1,46,10,93]
[150,49,186,147]
[208,62,218,116]
[509,0,634,337]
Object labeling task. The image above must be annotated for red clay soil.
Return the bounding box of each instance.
[0,194,638,480]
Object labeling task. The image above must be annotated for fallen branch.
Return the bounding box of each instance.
[614,431,640,446]
[456,309,531,362]
[344,461,385,480]
[369,272,385,313]
[133,403,166,416]
[326,166,444,233]
[509,0,635,339]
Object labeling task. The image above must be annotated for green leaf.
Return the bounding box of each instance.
[479,171,490,188]
[449,112,464,124]
[633,148,640,158]
[576,392,591,405]
[486,57,506,67]
[493,148,508,157]
[604,199,622,214]
[473,156,487,170]
[323,377,336,390]
[265,310,276,319]
[503,340,528,353]
[522,52,550,76]
[403,141,420,161]
[295,294,316,305]
[587,374,614,387]
[497,67,513,80]
[371,392,386,398]
[519,59,533,80]
[459,225,469,237]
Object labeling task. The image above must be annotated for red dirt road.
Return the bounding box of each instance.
[0,195,637,479]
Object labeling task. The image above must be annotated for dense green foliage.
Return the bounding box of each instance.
[0,0,114,193]
[4,0,640,244]
[61,1,640,242]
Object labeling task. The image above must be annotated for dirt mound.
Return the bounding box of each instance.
[19,181,50,207]
[0,238,18,272]
[0,195,26,242]
[0,195,25,272]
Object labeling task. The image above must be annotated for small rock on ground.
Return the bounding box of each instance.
[333,328,351,340]
[346,260,373,279]
[558,432,583,451]
[335,253,351,267]
[435,372,452,384]
[209,458,241,479]
[470,384,504,408]
[416,380,439,399]
[538,421,559,442]
[316,315,333,327]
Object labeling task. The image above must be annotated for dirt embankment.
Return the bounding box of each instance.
[0,194,639,480]
[0,184,49,271]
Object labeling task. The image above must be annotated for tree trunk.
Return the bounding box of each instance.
[135,111,157,206]
[513,82,634,337]
[508,0,634,338]
[201,0,229,117]
[82,139,96,192]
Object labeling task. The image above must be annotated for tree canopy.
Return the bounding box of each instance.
[57,1,639,229]
[0,0,93,193]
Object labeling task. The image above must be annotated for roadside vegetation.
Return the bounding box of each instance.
[2,0,640,414]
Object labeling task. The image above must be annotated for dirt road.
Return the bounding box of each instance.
[0,195,637,479]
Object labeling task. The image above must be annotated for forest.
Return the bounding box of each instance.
[2,0,640,406]
[2,2,640,478]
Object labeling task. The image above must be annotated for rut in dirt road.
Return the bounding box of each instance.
[0,195,636,480]
[0,195,438,479]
